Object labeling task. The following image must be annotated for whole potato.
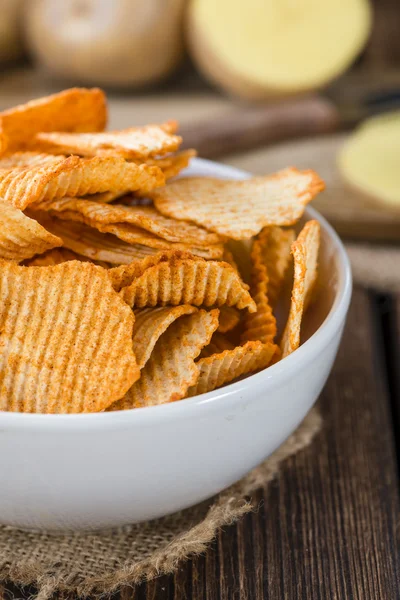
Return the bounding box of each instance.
[23,0,186,87]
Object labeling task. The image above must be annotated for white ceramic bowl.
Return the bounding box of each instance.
[0,159,352,531]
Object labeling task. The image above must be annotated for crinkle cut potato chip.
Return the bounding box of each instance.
[132,305,197,369]
[118,253,257,312]
[24,248,109,268]
[32,216,161,265]
[0,152,64,170]
[241,226,294,345]
[188,341,277,397]
[217,306,240,333]
[150,168,325,240]
[280,220,321,358]
[0,260,139,413]
[34,122,182,159]
[0,88,107,152]
[0,200,62,262]
[200,332,235,358]
[33,197,223,245]
[110,309,219,410]
[0,155,164,210]
[257,226,295,308]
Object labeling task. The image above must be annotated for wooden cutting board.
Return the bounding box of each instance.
[223,134,400,242]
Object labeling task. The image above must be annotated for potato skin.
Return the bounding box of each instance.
[23,0,186,88]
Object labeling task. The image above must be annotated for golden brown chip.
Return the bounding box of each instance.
[118,253,257,312]
[200,332,235,358]
[24,247,109,268]
[107,251,197,291]
[217,306,240,333]
[280,220,321,358]
[257,227,296,308]
[34,122,182,159]
[33,197,223,245]
[0,260,139,413]
[156,149,196,180]
[132,305,198,369]
[150,168,324,240]
[188,341,277,397]
[0,131,8,156]
[241,226,294,345]
[0,152,64,170]
[0,200,62,262]
[111,309,219,410]
[0,155,164,210]
[0,88,107,152]
[32,216,161,265]
[241,234,277,346]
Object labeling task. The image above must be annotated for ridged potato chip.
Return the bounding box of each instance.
[119,253,257,311]
[280,220,321,358]
[200,332,235,358]
[33,198,223,245]
[111,309,219,410]
[257,227,295,308]
[188,341,276,397]
[24,247,109,268]
[152,149,196,180]
[32,216,161,265]
[217,306,240,333]
[0,155,164,210]
[0,88,107,152]
[132,305,198,369]
[0,152,64,170]
[0,260,139,413]
[241,226,294,345]
[150,168,324,240]
[0,200,62,262]
[34,122,182,159]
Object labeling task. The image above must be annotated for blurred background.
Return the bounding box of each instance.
[1,0,400,249]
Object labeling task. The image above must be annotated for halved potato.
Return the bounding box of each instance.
[187,0,372,100]
[338,111,400,211]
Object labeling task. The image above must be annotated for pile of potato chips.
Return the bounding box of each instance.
[0,88,324,413]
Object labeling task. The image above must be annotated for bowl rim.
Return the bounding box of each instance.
[0,158,352,430]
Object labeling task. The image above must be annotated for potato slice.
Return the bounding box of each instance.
[338,111,400,210]
[0,88,107,152]
[150,168,324,240]
[187,0,372,100]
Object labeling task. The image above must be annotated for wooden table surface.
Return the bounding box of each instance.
[1,287,399,599]
[0,68,400,599]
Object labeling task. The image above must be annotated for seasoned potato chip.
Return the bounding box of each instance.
[280,220,321,358]
[150,168,324,240]
[33,198,223,245]
[0,155,164,210]
[0,152,64,170]
[153,149,196,180]
[132,305,197,369]
[24,247,109,268]
[241,234,277,346]
[217,306,240,333]
[108,251,196,291]
[241,226,294,345]
[32,216,161,265]
[119,253,257,311]
[200,332,235,358]
[0,88,107,152]
[0,200,62,262]
[35,122,182,159]
[0,131,8,156]
[257,227,295,308]
[111,309,219,409]
[0,260,139,413]
[188,341,276,397]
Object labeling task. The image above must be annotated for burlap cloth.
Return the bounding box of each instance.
[0,409,321,599]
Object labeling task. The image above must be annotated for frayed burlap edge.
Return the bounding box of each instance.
[0,409,321,600]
